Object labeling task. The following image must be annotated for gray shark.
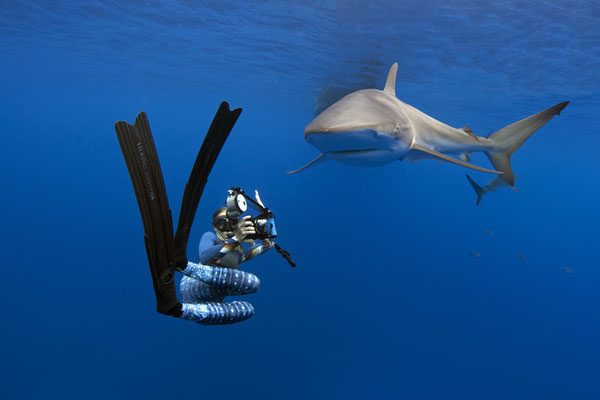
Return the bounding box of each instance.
[466,174,519,206]
[289,63,568,186]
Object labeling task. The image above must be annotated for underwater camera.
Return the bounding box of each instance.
[226,187,276,240]
[225,187,295,267]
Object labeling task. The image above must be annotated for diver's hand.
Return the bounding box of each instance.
[233,216,255,241]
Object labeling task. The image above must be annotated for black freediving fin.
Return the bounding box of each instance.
[173,102,242,269]
[115,112,181,317]
[115,102,242,317]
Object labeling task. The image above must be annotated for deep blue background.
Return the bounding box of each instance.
[1,1,599,399]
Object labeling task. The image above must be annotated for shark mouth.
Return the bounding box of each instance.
[324,148,396,166]
[326,148,390,155]
[305,129,394,152]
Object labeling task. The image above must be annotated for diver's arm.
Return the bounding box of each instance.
[198,231,239,264]
[242,239,273,262]
[241,216,276,262]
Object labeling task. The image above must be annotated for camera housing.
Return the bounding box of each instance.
[226,188,276,240]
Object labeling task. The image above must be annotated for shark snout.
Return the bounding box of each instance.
[302,87,414,167]
[305,129,410,167]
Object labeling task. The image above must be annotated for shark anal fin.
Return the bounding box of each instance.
[287,154,327,174]
[411,144,501,174]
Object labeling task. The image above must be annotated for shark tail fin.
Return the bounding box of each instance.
[484,101,568,186]
[466,174,485,206]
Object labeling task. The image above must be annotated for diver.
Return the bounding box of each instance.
[115,103,293,326]
[179,190,276,324]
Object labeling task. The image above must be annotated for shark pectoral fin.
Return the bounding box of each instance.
[411,144,502,174]
[287,154,327,174]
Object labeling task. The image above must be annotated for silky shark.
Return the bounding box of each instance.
[289,63,569,186]
[466,174,519,206]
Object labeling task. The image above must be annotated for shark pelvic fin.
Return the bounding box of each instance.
[411,144,501,174]
[287,154,327,174]
[458,152,472,162]
[384,63,398,96]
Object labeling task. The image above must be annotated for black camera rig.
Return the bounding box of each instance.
[226,187,295,267]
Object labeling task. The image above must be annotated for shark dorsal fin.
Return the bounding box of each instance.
[460,126,479,141]
[384,63,398,96]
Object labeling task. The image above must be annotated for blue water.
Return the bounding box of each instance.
[1,1,599,399]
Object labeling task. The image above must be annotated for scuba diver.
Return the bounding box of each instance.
[115,102,294,326]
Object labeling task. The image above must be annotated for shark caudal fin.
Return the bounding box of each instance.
[485,101,569,186]
[465,174,485,206]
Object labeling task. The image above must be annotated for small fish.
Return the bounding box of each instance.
[559,267,575,274]
[518,253,526,262]
[482,230,494,236]
[469,251,481,259]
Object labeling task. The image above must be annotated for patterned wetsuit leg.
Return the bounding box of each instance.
[180,276,227,303]
[178,262,260,325]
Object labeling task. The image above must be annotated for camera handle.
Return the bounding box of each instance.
[274,243,296,268]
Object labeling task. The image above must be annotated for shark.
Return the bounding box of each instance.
[289,63,569,186]
[466,174,519,206]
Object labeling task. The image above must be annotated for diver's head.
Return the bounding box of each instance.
[212,207,238,239]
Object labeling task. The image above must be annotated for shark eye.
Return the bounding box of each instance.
[393,120,411,138]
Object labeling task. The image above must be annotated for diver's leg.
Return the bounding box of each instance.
[178,264,258,325]
[182,262,260,296]
[180,301,255,325]
[180,275,227,303]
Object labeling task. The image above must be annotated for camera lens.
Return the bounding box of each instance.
[255,219,270,233]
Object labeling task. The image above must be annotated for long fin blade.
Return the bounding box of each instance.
[287,154,327,174]
[384,63,398,96]
[174,102,241,267]
[115,112,181,316]
[411,144,501,174]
